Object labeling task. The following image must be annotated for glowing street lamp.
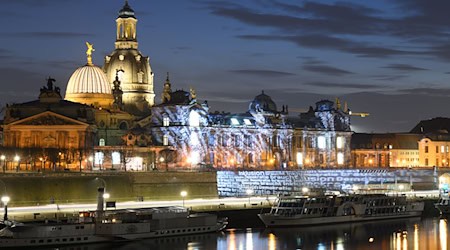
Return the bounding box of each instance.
[1,195,10,221]
[14,155,20,172]
[88,156,94,170]
[302,187,310,194]
[180,191,187,207]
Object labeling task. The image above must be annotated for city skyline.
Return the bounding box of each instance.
[2,0,450,133]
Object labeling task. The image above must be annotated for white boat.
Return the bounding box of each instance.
[0,188,227,247]
[258,193,424,227]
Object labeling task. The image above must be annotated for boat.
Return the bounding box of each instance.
[0,188,227,247]
[258,193,424,227]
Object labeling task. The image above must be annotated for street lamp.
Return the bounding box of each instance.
[58,152,62,170]
[1,195,10,221]
[246,189,254,204]
[302,187,310,194]
[180,191,187,207]
[95,177,107,189]
[0,155,5,173]
[13,155,20,172]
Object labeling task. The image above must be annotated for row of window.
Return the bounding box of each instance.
[424,145,450,153]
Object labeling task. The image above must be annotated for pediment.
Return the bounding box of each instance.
[10,111,88,126]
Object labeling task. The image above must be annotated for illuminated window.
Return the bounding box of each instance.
[137,71,144,83]
[243,119,252,125]
[112,152,120,165]
[318,136,326,149]
[336,137,344,149]
[163,116,170,126]
[99,138,105,146]
[296,152,303,166]
[189,110,200,127]
[230,118,240,126]
[442,146,445,153]
[337,153,344,165]
[425,158,428,166]
[163,134,169,146]
[94,152,104,165]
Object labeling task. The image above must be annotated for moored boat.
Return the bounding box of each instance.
[258,193,424,227]
[0,188,227,247]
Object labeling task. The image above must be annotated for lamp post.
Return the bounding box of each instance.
[0,155,5,173]
[14,155,20,172]
[95,177,107,189]
[58,152,62,171]
[0,180,9,221]
[1,195,10,221]
[180,191,187,207]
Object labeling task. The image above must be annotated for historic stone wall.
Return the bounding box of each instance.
[217,169,439,197]
[1,172,218,206]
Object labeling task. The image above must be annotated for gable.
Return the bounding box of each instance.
[9,111,88,126]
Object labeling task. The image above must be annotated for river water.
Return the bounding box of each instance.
[48,216,447,250]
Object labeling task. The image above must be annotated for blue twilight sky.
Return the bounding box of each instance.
[1,0,450,133]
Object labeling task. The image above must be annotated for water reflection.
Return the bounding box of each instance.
[43,217,450,250]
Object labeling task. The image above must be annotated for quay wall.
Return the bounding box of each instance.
[1,172,218,206]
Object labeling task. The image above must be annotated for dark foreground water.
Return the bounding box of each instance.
[43,216,449,250]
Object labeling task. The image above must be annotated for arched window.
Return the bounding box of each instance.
[99,138,105,146]
[163,116,170,126]
[119,121,128,130]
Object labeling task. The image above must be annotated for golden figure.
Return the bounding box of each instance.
[190,87,197,100]
[85,42,95,65]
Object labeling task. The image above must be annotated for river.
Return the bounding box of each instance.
[44,215,447,250]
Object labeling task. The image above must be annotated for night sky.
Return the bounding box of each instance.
[2,0,450,133]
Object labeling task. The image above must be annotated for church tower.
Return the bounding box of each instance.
[103,1,155,115]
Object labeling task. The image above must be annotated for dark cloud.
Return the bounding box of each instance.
[1,32,93,39]
[382,64,428,71]
[397,87,450,96]
[371,75,408,81]
[303,82,380,89]
[303,65,353,76]
[230,69,295,77]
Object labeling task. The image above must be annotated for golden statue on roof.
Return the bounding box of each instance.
[85,42,95,65]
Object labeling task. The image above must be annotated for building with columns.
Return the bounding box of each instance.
[1,1,354,172]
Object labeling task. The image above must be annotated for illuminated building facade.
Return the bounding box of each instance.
[2,78,97,170]
[418,135,450,167]
[103,1,155,115]
[1,2,354,171]
[127,76,353,170]
[351,133,421,168]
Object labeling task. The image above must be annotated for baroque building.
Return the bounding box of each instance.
[1,1,354,172]
[103,1,155,115]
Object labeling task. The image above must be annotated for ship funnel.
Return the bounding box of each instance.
[97,187,105,220]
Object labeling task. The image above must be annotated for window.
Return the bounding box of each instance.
[337,153,344,165]
[436,146,439,153]
[230,118,240,125]
[425,146,428,153]
[442,146,445,153]
[112,152,121,165]
[163,134,169,146]
[296,152,303,166]
[318,136,326,149]
[243,119,252,125]
[336,137,344,149]
[99,138,105,146]
[94,152,104,165]
[163,116,170,126]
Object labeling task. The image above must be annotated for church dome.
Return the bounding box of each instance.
[66,65,112,95]
[65,64,114,108]
[249,91,277,113]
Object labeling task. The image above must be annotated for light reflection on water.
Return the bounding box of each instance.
[48,217,449,250]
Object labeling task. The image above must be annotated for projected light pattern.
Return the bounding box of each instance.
[133,90,353,169]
